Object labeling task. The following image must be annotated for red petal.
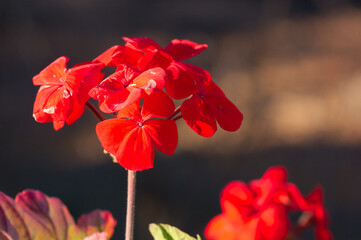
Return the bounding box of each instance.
[66,100,85,126]
[33,85,59,117]
[117,101,142,121]
[122,37,162,53]
[181,96,217,137]
[141,91,175,120]
[164,39,208,61]
[96,119,138,156]
[111,46,144,68]
[261,166,288,182]
[114,64,141,83]
[92,45,122,66]
[89,69,143,113]
[131,67,166,95]
[33,86,73,130]
[201,79,225,97]
[113,88,143,112]
[138,50,173,71]
[258,204,289,240]
[204,214,237,240]
[165,63,197,99]
[101,87,141,113]
[116,127,155,171]
[144,119,178,155]
[204,95,243,132]
[220,181,253,218]
[286,184,309,211]
[33,56,68,86]
[65,63,105,104]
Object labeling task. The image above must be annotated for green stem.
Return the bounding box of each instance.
[125,170,137,240]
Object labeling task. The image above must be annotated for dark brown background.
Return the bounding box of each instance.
[1,0,361,239]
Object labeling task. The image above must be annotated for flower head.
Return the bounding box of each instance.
[95,91,178,170]
[33,56,104,130]
[205,181,289,240]
[205,166,333,240]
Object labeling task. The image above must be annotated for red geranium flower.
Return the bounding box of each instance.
[180,69,243,137]
[33,56,104,130]
[249,166,309,211]
[89,65,166,113]
[123,37,208,99]
[95,91,178,171]
[205,181,289,240]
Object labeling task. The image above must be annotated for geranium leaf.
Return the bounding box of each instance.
[15,190,77,240]
[0,190,116,240]
[0,230,13,240]
[77,210,117,240]
[149,223,201,240]
[0,193,31,240]
[84,232,108,240]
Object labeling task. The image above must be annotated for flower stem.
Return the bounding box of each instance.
[172,114,183,122]
[168,106,181,120]
[85,101,106,121]
[125,170,137,240]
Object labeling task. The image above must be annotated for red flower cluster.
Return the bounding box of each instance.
[33,57,104,130]
[204,166,333,240]
[32,37,243,170]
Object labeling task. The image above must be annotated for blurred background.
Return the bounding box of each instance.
[1,0,361,239]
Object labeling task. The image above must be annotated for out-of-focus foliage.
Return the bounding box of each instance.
[0,190,116,240]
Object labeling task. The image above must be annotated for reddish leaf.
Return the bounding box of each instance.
[0,193,31,240]
[84,232,108,240]
[15,190,76,240]
[77,210,116,240]
[0,190,116,240]
[0,231,13,240]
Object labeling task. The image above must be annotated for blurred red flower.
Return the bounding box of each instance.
[205,181,289,240]
[95,91,178,171]
[296,186,334,240]
[33,56,104,130]
[249,166,309,211]
[205,166,333,240]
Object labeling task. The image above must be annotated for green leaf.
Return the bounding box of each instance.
[149,223,201,240]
